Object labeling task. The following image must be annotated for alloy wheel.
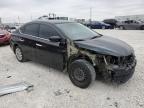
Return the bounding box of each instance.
[16,48,23,61]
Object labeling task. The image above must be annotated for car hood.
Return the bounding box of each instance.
[74,36,134,56]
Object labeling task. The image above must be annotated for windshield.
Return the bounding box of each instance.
[56,22,100,40]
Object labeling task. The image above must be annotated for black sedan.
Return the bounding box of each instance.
[10,20,136,88]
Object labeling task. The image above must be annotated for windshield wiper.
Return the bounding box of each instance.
[91,34,103,39]
[74,39,85,41]
[74,34,103,41]
[91,36,98,39]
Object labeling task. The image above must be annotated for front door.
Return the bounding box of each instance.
[35,24,67,71]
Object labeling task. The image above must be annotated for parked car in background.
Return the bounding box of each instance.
[84,21,112,29]
[117,20,144,30]
[0,30,11,45]
[4,25,16,33]
[10,20,136,88]
[103,19,118,29]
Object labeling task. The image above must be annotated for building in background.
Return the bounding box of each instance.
[69,18,86,24]
[56,17,68,20]
[74,19,86,24]
[38,14,68,21]
[115,14,144,22]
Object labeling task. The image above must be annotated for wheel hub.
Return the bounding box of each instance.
[73,68,85,81]
[16,48,22,60]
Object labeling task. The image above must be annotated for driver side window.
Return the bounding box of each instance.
[39,24,59,39]
[20,23,39,36]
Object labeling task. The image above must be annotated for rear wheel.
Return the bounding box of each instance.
[68,59,96,88]
[15,46,26,62]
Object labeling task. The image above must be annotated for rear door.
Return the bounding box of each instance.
[35,24,67,70]
[19,23,39,60]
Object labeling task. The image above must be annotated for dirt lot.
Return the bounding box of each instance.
[0,30,144,108]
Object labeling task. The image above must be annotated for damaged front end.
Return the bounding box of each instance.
[96,54,136,84]
[73,35,137,84]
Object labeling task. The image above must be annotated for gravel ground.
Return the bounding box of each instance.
[0,30,144,108]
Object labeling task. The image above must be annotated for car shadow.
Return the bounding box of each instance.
[27,60,118,87]
[28,60,68,75]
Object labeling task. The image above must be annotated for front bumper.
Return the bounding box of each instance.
[107,59,136,84]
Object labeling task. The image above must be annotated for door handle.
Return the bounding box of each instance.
[36,43,42,47]
[19,38,24,42]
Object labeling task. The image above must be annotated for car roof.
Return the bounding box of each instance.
[32,19,75,24]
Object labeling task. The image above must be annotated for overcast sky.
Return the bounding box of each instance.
[0,0,144,23]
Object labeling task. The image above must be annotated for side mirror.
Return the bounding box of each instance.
[49,36,62,42]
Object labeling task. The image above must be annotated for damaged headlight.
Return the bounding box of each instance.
[96,55,105,64]
[104,56,119,65]
[97,54,135,66]
[96,55,119,65]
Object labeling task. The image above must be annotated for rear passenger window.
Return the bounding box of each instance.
[21,23,39,36]
[39,24,59,39]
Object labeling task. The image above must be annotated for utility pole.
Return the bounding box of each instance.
[90,7,92,28]
[90,7,92,22]
[18,16,20,24]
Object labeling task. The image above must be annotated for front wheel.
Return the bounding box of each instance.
[68,59,96,88]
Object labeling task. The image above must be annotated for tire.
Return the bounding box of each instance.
[15,46,26,62]
[119,26,125,30]
[68,59,96,88]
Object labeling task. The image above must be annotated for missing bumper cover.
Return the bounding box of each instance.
[0,82,33,97]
